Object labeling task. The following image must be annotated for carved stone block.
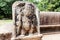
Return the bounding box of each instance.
[0,33,12,40]
[13,34,42,40]
[12,1,41,37]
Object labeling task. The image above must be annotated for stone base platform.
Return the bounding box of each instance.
[13,34,43,40]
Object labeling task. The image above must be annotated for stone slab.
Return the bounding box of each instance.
[14,34,42,40]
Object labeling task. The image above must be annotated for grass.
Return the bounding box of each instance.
[0,20,12,26]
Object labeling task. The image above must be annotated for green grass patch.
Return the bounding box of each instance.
[0,20,12,26]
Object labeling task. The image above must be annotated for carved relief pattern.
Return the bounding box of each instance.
[13,2,40,37]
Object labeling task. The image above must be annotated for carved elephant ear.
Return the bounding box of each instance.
[12,1,40,37]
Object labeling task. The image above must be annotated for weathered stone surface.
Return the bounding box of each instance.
[0,33,12,40]
[14,34,42,40]
[40,12,60,33]
[12,1,40,37]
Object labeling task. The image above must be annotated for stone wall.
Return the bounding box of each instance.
[13,34,42,40]
[40,12,60,33]
[40,12,60,25]
[12,1,42,40]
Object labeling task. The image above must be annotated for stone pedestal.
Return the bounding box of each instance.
[13,34,42,40]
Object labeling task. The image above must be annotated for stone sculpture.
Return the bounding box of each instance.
[12,1,41,37]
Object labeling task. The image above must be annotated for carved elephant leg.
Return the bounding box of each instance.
[15,9,22,36]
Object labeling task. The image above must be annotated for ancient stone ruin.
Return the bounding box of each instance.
[12,1,42,40]
[40,12,60,33]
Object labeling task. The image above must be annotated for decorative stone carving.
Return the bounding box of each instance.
[12,1,40,37]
